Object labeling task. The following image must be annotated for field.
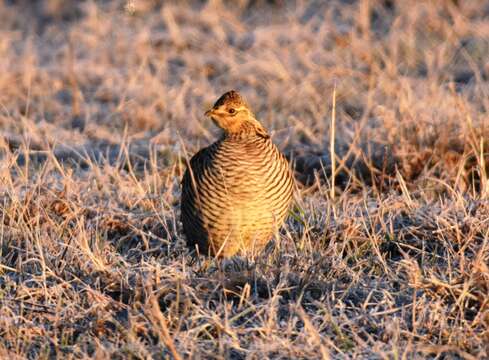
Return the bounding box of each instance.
[0,0,488,358]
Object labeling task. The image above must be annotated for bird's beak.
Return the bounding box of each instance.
[205,108,214,117]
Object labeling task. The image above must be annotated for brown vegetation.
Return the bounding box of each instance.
[0,0,488,358]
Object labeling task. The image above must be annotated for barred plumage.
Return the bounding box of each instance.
[181,90,294,257]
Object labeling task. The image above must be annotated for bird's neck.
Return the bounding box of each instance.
[222,120,269,140]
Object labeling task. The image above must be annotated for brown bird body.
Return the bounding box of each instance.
[181,90,294,257]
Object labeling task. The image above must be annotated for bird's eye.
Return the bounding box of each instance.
[228,108,236,114]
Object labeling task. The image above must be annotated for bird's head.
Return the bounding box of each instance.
[205,90,268,138]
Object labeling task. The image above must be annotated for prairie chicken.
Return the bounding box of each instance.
[181,90,294,257]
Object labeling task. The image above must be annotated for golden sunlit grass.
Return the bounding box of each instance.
[0,0,488,358]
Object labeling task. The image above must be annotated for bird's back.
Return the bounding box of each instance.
[181,133,294,257]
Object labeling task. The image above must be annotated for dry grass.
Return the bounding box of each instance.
[0,0,488,358]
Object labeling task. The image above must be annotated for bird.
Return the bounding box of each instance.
[180,90,294,257]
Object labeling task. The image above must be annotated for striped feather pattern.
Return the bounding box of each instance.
[181,131,294,257]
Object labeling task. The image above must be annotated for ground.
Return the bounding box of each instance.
[0,0,488,359]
